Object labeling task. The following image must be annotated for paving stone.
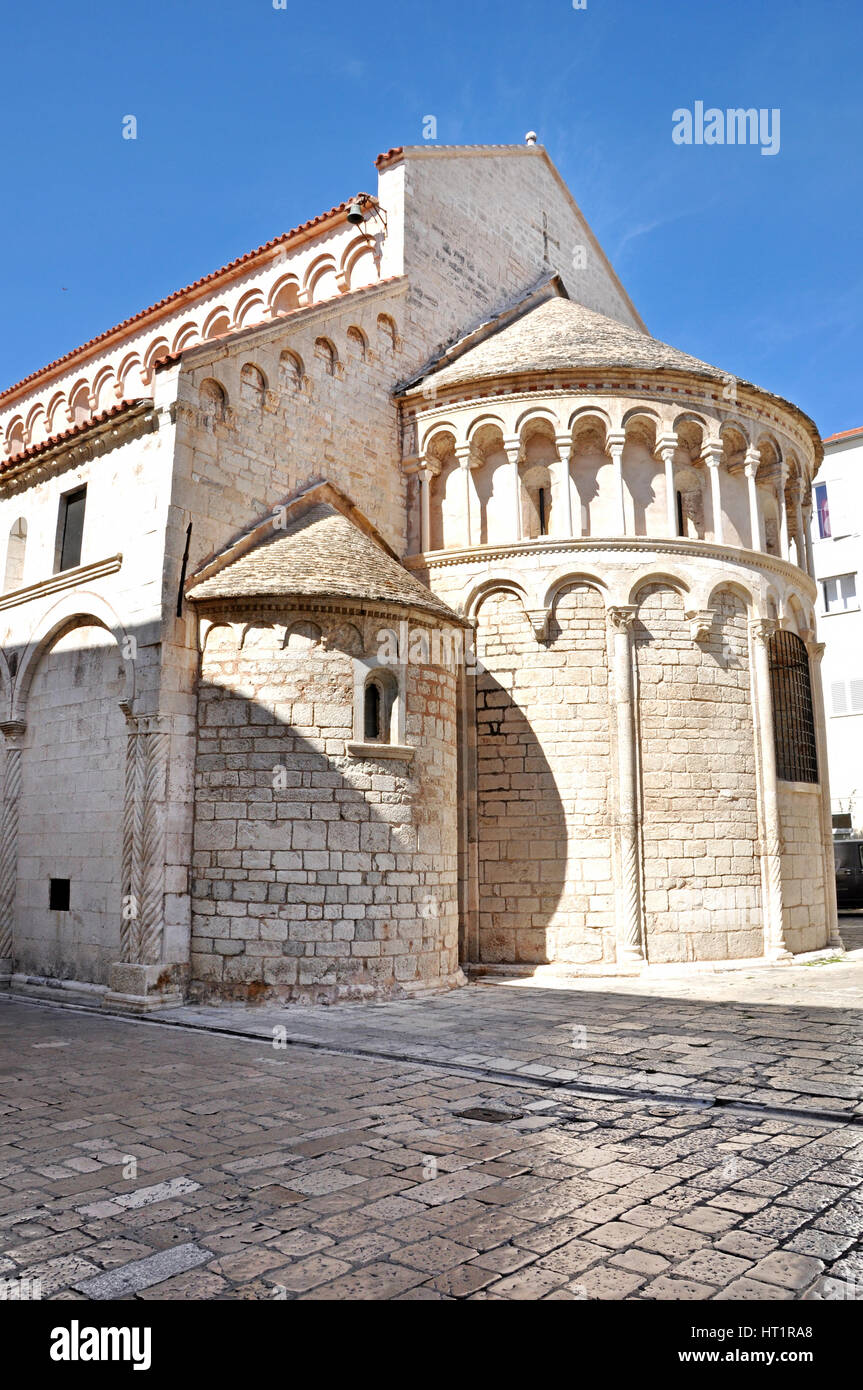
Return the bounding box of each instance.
[73,1243,213,1299]
[749,1251,825,1290]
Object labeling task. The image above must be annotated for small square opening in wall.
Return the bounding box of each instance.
[49,879,70,911]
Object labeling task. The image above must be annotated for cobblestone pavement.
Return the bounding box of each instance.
[2,960,863,1302]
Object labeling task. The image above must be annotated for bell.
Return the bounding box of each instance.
[346,201,365,226]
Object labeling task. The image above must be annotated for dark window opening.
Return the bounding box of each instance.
[768,629,818,783]
[364,682,382,741]
[55,486,87,573]
[676,489,685,538]
[49,878,70,911]
[538,487,548,536]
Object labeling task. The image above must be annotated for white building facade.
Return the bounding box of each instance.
[812,427,863,834]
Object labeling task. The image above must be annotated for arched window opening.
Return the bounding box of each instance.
[769,629,818,783]
[364,680,382,741]
[346,325,367,360]
[521,464,552,540]
[4,517,27,591]
[538,487,548,536]
[675,490,684,538]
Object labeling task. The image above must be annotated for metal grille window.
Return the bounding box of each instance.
[768,629,818,783]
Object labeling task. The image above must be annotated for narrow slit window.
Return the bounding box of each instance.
[55,485,87,572]
[364,681,382,741]
[49,878,70,911]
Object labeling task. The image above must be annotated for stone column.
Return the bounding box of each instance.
[807,641,842,948]
[777,462,790,559]
[554,434,575,538]
[607,606,644,964]
[749,620,790,959]
[607,431,627,535]
[802,502,815,579]
[703,443,725,545]
[502,436,522,543]
[657,433,678,538]
[454,445,475,549]
[106,711,181,1010]
[744,446,763,551]
[0,720,25,985]
[792,482,806,571]
[418,463,437,554]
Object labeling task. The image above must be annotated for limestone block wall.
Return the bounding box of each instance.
[474,583,615,966]
[15,624,127,983]
[778,783,828,954]
[190,606,460,1002]
[635,585,762,962]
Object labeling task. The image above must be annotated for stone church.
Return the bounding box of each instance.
[0,140,838,1010]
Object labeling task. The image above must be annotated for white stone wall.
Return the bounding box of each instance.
[778,783,828,953]
[15,624,126,983]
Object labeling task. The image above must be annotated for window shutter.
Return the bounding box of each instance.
[832,681,848,714]
[851,679,863,713]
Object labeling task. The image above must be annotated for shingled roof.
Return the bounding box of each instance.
[404,294,822,459]
[186,494,465,625]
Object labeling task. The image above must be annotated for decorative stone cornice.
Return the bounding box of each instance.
[749,617,778,645]
[686,609,713,642]
[406,535,817,599]
[0,554,123,612]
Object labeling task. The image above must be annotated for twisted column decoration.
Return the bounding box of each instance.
[120,713,169,965]
[0,721,25,963]
[607,606,643,963]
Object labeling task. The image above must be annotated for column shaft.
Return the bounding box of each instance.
[608,607,643,962]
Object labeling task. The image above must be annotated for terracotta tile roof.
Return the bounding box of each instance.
[375,147,404,169]
[0,195,370,408]
[823,425,863,444]
[0,398,150,475]
[187,496,463,625]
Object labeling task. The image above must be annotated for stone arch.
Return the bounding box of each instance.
[341,239,377,291]
[542,568,607,612]
[269,276,301,317]
[570,410,612,536]
[201,621,240,653]
[627,568,691,606]
[234,290,266,329]
[143,339,171,381]
[568,403,612,438]
[464,575,530,623]
[305,255,339,303]
[91,367,119,412]
[25,403,47,446]
[4,417,25,457]
[200,377,228,421]
[14,616,130,985]
[419,421,460,457]
[705,577,758,614]
[116,355,146,400]
[325,621,364,655]
[202,307,231,340]
[346,325,367,360]
[278,349,304,390]
[239,362,267,409]
[14,593,135,723]
[514,405,561,439]
[314,336,338,376]
[45,392,70,434]
[239,623,284,655]
[68,379,91,424]
[285,620,322,652]
[172,322,201,353]
[377,313,397,352]
[3,515,28,593]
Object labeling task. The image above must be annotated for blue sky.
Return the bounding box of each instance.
[1,0,860,435]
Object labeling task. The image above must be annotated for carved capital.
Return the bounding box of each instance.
[606,604,638,633]
[807,640,826,663]
[606,430,626,460]
[701,441,724,469]
[655,432,678,461]
[686,609,713,642]
[0,720,26,748]
[749,617,778,646]
[454,443,479,470]
[525,607,550,642]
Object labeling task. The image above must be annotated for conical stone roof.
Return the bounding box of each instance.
[186,500,464,624]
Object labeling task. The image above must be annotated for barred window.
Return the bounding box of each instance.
[768,629,818,783]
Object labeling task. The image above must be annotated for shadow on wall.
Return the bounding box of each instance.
[192,617,461,1004]
[473,583,612,969]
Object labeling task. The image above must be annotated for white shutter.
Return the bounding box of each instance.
[851,679,863,713]
[832,680,848,714]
